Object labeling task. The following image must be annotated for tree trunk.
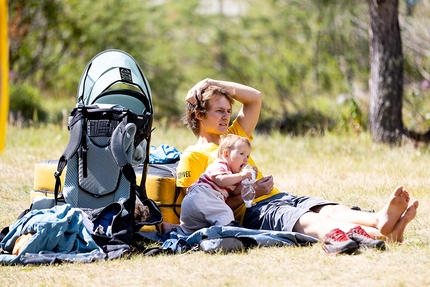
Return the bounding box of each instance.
[368,0,405,145]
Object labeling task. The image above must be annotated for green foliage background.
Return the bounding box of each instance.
[7,0,430,134]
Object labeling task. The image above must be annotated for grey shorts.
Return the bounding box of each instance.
[242,192,337,232]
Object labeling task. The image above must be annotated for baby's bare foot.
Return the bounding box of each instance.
[161,222,180,234]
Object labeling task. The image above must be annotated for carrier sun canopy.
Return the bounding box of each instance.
[77,49,152,115]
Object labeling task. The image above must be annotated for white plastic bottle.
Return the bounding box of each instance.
[241,164,256,208]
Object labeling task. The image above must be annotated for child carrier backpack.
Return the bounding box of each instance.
[53,49,162,252]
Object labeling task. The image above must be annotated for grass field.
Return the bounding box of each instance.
[1,124,430,286]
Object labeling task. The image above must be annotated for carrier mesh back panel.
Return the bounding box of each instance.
[63,123,135,209]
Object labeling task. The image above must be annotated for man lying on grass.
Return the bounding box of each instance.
[163,78,419,255]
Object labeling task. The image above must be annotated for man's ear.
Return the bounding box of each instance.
[195,110,204,120]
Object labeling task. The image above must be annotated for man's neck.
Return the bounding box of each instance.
[197,133,221,146]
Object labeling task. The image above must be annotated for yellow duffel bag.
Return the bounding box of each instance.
[135,163,183,226]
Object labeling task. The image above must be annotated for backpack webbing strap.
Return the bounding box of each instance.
[131,112,152,148]
[130,113,153,200]
[137,128,153,200]
[54,109,85,204]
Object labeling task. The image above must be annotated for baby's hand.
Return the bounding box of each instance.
[240,171,253,181]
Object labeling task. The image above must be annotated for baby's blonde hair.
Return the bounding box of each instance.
[217,134,251,158]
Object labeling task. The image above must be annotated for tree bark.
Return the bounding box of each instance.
[368,0,405,145]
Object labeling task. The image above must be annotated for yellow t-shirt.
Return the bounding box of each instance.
[176,119,280,223]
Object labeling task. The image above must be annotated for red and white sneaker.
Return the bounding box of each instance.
[322,228,359,255]
[346,226,386,250]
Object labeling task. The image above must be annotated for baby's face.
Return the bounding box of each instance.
[226,141,251,173]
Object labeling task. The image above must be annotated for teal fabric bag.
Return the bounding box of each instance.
[149,144,181,164]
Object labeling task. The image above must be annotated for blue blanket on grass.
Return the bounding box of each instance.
[0,204,105,265]
[136,225,319,254]
[1,205,319,263]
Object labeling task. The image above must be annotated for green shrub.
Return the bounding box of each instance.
[9,83,48,124]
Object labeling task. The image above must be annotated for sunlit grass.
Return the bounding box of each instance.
[1,124,430,286]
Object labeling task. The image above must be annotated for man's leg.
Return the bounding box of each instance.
[313,185,410,235]
[292,211,379,240]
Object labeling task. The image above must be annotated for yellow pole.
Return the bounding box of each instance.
[0,0,9,153]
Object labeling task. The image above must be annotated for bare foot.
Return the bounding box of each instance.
[385,200,419,243]
[161,222,180,234]
[376,186,409,235]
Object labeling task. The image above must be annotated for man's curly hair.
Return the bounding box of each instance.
[182,85,235,136]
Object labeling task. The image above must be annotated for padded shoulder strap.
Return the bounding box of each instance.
[56,111,84,173]
[111,121,137,185]
[54,109,84,203]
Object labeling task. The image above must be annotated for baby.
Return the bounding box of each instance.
[162,134,255,234]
